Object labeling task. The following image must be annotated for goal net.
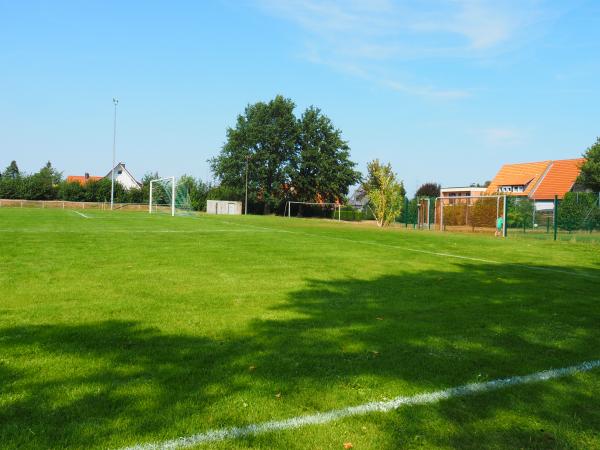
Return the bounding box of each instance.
[285,201,342,221]
[149,177,193,216]
[435,195,505,233]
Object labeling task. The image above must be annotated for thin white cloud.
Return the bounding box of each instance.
[482,127,524,146]
[255,0,552,99]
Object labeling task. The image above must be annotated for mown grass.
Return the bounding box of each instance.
[1,208,599,449]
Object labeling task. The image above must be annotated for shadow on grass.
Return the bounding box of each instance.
[0,262,599,449]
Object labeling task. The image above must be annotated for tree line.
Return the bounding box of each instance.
[0,161,215,210]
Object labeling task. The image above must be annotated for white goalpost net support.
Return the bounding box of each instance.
[149,177,193,217]
[285,201,342,221]
[149,177,175,216]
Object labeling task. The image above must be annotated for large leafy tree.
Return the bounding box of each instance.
[361,159,405,227]
[578,137,600,192]
[211,95,298,214]
[292,107,361,204]
[415,182,441,198]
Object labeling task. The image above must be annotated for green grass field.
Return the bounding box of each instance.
[1,208,599,449]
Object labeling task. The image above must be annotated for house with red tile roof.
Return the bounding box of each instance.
[486,158,585,207]
[66,174,103,185]
[67,162,141,190]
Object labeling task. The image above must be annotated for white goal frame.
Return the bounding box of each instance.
[285,201,342,221]
[435,194,507,236]
[149,176,176,217]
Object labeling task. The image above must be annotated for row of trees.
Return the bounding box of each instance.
[0,161,216,209]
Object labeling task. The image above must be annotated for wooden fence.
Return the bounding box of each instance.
[0,199,149,211]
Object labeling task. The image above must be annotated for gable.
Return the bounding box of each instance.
[530,158,585,200]
[486,161,551,197]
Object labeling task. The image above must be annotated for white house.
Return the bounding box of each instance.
[105,163,141,190]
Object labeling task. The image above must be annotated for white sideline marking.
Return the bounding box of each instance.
[120,359,600,450]
[0,229,282,234]
[73,210,91,219]
[219,221,600,280]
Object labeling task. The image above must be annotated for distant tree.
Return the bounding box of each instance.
[507,197,534,230]
[415,182,440,198]
[178,175,210,211]
[361,159,405,227]
[578,137,600,192]
[0,161,23,198]
[58,180,86,201]
[21,162,62,200]
[362,159,406,196]
[211,96,298,214]
[291,107,361,206]
[470,181,491,188]
[3,161,20,179]
[85,178,125,203]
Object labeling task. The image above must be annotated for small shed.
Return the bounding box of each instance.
[206,200,243,215]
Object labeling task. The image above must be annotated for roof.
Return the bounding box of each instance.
[530,158,585,200]
[486,160,551,197]
[441,187,487,192]
[105,162,142,187]
[67,175,103,185]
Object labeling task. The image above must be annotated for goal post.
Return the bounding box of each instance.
[149,177,193,216]
[285,201,342,221]
[149,177,175,216]
[435,195,506,233]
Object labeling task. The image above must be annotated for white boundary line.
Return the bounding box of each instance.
[0,229,282,234]
[216,221,600,280]
[73,210,91,219]
[120,359,600,450]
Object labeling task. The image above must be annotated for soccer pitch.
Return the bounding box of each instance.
[1,208,599,449]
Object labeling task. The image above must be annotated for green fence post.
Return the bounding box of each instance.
[553,195,558,241]
[546,217,550,233]
[502,196,508,238]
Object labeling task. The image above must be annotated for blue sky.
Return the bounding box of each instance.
[1,0,599,194]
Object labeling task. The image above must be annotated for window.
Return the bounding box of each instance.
[117,170,123,175]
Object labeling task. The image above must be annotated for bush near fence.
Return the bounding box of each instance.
[558,192,600,232]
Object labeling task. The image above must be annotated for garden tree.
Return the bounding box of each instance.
[85,178,125,203]
[291,107,361,205]
[415,182,440,198]
[0,161,23,198]
[508,197,534,229]
[21,162,62,200]
[58,180,86,201]
[178,175,210,211]
[362,159,406,198]
[3,160,20,179]
[558,192,600,231]
[211,96,298,214]
[577,137,600,192]
[361,159,405,227]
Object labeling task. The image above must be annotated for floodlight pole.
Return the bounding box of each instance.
[110,98,118,210]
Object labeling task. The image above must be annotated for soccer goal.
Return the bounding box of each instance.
[435,195,506,234]
[149,177,193,216]
[285,201,342,221]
